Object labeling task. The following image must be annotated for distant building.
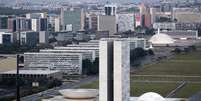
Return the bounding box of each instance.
[39,31,49,44]
[40,49,96,61]
[52,31,74,41]
[26,12,47,19]
[40,18,48,31]
[16,17,32,31]
[54,17,61,32]
[74,31,90,41]
[139,3,151,27]
[20,31,38,46]
[175,22,201,30]
[54,46,99,58]
[0,32,12,45]
[31,19,40,31]
[117,13,135,32]
[89,13,98,31]
[0,16,8,29]
[7,17,16,32]
[135,13,141,27]
[153,22,176,30]
[97,15,117,36]
[96,31,109,39]
[24,52,83,75]
[173,8,201,23]
[61,8,84,32]
[0,69,63,86]
[104,3,117,16]
[161,30,198,40]
[32,18,48,31]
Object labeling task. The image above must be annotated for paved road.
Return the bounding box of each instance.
[21,76,98,101]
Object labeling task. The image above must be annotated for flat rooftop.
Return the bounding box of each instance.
[43,96,186,101]
[1,69,60,75]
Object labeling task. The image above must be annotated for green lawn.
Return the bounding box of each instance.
[79,51,201,98]
[136,51,201,76]
[79,81,178,97]
[176,83,201,98]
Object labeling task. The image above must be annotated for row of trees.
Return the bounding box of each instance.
[130,47,154,67]
[82,48,154,74]
[82,58,99,75]
[173,45,197,54]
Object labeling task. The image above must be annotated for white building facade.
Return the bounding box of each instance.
[24,53,83,75]
[99,39,130,101]
[117,13,135,32]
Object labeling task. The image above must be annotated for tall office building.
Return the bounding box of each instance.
[139,3,151,27]
[99,39,130,101]
[54,17,61,32]
[16,17,32,31]
[40,18,48,31]
[98,15,117,36]
[31,19,40,31]
[7,17,16,32]
[117,13,135,32]
[104,2,117,16]
[61,8,84,32]
[32,18,48,31]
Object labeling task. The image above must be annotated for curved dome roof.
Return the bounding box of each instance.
[59,89,98,99]
[137,92,166,101]
[149,33,175,45]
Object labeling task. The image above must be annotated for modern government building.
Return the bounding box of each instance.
[22,38,146,75]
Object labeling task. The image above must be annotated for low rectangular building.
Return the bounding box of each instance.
[40,49,96,61]
[161,30,198,40]
[54,47,99,58]
[24,52,82,75]
[0,69,62,80]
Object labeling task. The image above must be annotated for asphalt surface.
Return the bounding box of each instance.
[21,76,98,101]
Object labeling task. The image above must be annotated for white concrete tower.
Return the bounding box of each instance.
[99,38,130,101]
[99,39,114,101]
[114,40,130,101]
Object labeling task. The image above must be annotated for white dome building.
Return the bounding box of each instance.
[149,29,175,46]
[149,33,175,45]
[137,92,166,101]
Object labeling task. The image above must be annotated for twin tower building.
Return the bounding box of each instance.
[99,38,130,101]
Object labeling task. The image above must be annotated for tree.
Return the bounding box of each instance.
[130,47,148,67]
[82,59,92,75]
[198,28,201,37]
[91,58,99,75]
[148,49,154,55]
[145,28,155,35]
[130,47,147,63]
[173,48,181,54]
[82,58,99,75]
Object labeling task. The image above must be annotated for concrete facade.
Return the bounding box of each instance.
[24,52,83,75]
[98,15,117,36]
[113,40,130,101]
[99,39,130,101]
